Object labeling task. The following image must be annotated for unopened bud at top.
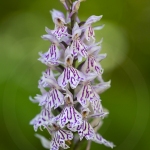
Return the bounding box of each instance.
[60,0,69,10]
[69,0,86,17]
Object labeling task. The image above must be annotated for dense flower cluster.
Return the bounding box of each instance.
[30,0,114,150]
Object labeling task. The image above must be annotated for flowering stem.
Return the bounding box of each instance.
[70,0,76,97]
[74,139,86,150]
[30,1,115,150]
[71,13,77,29]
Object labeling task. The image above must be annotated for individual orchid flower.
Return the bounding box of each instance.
[38,34,61,65]
[31,68,64,109]
[50,128,73,150]
[82,44,106,76]
[54,91,82,128]
[44,88,64,110]
[76,75,103,114]
[67,108,95,140]
[76,73,98,107]
[50,9,69,40]
[82,55,104,75]
[30,107,53,131]
[38,81,64,110]
[35,123,73,150]
[80,15,104,43]
[48,124,73,150]
[38,70,64,109]
[76,73,110,114]
[39,68,55,88]
[70,22,87,62]
[58,47,85,89]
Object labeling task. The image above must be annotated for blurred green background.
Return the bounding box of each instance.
[0,0,150,150]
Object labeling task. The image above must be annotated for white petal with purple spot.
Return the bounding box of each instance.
[50,129,73,150]
[39,68,55,88]
[52,26,69,40]
[30,108,53,131]
[71,39,87,59]
[45,89,64,109]
[90,98,103,114]
[76,84,94,107]
[38,44,60,65]
[82,56,103,75]
[68,120,95,140]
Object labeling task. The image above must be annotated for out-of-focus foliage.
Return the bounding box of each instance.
[0,0,150,150]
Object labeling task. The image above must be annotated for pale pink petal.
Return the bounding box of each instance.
[93,24,105,30]
[60,0,69,10]
[84,73,97,82]
[69,0,86,18]
[84,15,103,26]
[93,81,111,94]
[95,53,107,62]
[29,94,41,103]
[88,112,109,118]
[35,134,50,149]
[93,133,115,148]
[72,22,82,38]
[50,9,66,25]
[41,34,59,45]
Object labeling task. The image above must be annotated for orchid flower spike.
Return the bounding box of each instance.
[30,0,114,150]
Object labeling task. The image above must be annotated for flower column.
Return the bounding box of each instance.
[30,0,115,150]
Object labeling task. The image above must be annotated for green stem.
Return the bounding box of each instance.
[73,139,86,150]
[71,13,77,29]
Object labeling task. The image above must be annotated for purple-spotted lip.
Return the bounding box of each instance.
[71,38,88,58]
[54,105,82,128]
[58,66,85,89]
